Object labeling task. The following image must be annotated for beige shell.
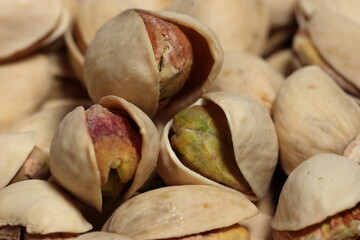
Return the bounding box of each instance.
[0,0,63,62]
[264,0,297,29]
[65,28,85,81]
[84,9,223,118]
[241,212,273,240]
[271,153,360,231]
[12,99,92,150]
[76,232,133,240]
[102,185,258,240]
[266,49,299,77]
[0,179,92,234]
[49,95,159,211]
[272,66,360,175]
[166,0,270,55]
[0,54,52,131]
[297,0,360,27]
[158,91,279,200]
[205,51,284,112]
[0,132,38,189]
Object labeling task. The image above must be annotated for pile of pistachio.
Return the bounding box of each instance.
[1,0,360,239]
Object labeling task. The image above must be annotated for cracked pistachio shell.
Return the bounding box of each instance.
[12,99,92,150]
[0,0,63,62]
[76,232,132,240]
[102,185,258,240]
[0,54,51,131]
[205,51,284,112]
[0,180,92,234]
[296,0,360,27]
[49,95,159,211]
[0,132,38,189]
[84,9,223,118]
[158,92,279,200]
[272,66,360,175]
[272,154,360,231]
[166,0,270,55]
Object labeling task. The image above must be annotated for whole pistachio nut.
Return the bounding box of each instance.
[102,185,258,240]
[75,232,133,240]
[166,0,270,55]
[296,0,360,28]
[293,10,360,97]
[0,180,92,239]
[272,66,360,175]
[158,91,279,200]
[0,54,52,131]
[0,0,63,62]
[272,154,360,239]
[205,51,284,112]
[84,8,223,119]
[0,132,50,189]
[49,95,159,211]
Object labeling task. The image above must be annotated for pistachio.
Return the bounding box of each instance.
[85,104,142,197]
[75,232,133,240]
[138,12,193,101]
[170,105,251,193]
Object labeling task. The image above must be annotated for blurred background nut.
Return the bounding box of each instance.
[0,180,92,240]
[293,10,360,97]
[158,91,279,201]
[272,154,360,239]
[84,9,223,121]
[205,50,285,112]
[102,185,258,240]
[166,0,270,56]
[272,66,360,175]
[49,96,159,211]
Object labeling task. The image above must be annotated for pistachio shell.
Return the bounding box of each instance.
[0,54,52,131]
[166,0,270,55]
[158,91,279,200]
[0,0,63,61]
[0,132,38,189]
[264,0,297,29]
[266,49,299,77]
[65,28,85,81]
[76,232,132,240]
[272,154,360,231]
[241,212,273,240]
[49,96,159,211]
[272,66,360,174]
[84,9,223,118]
[102,185,258,240]
[307,10,360,93]
[0,180,92,234]
[205,51,284,112]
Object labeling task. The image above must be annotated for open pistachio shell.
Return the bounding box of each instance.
[0,179,92,234]
[296,0,360,27]
[272,66,360,175]
[166,0,270,55]
[76,232,132,240]
[158,91,279,200]
[272,154,360,232]
[84,9,223,118]
[102,185,258,239]
[0,132,38,189]
[0,0,63,62]
[205,51,284,112]
[0,54,52,131]
[49,95,159,211]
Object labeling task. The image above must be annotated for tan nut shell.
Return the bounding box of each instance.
[264,0,297,29]
[0,180,92,234]
[102,185,258,240]
[166,0,270,55]
[84,9,223,118]
[0,54,52,131]
[205,51,284,112]
[272,153,360,231]
[306,10,360,93]
[158,91,279,200]
[49,95,159,211]
[0,0,63,61]
[272,66,360,175]
[76,232,132,240]
[0,132,38,189]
